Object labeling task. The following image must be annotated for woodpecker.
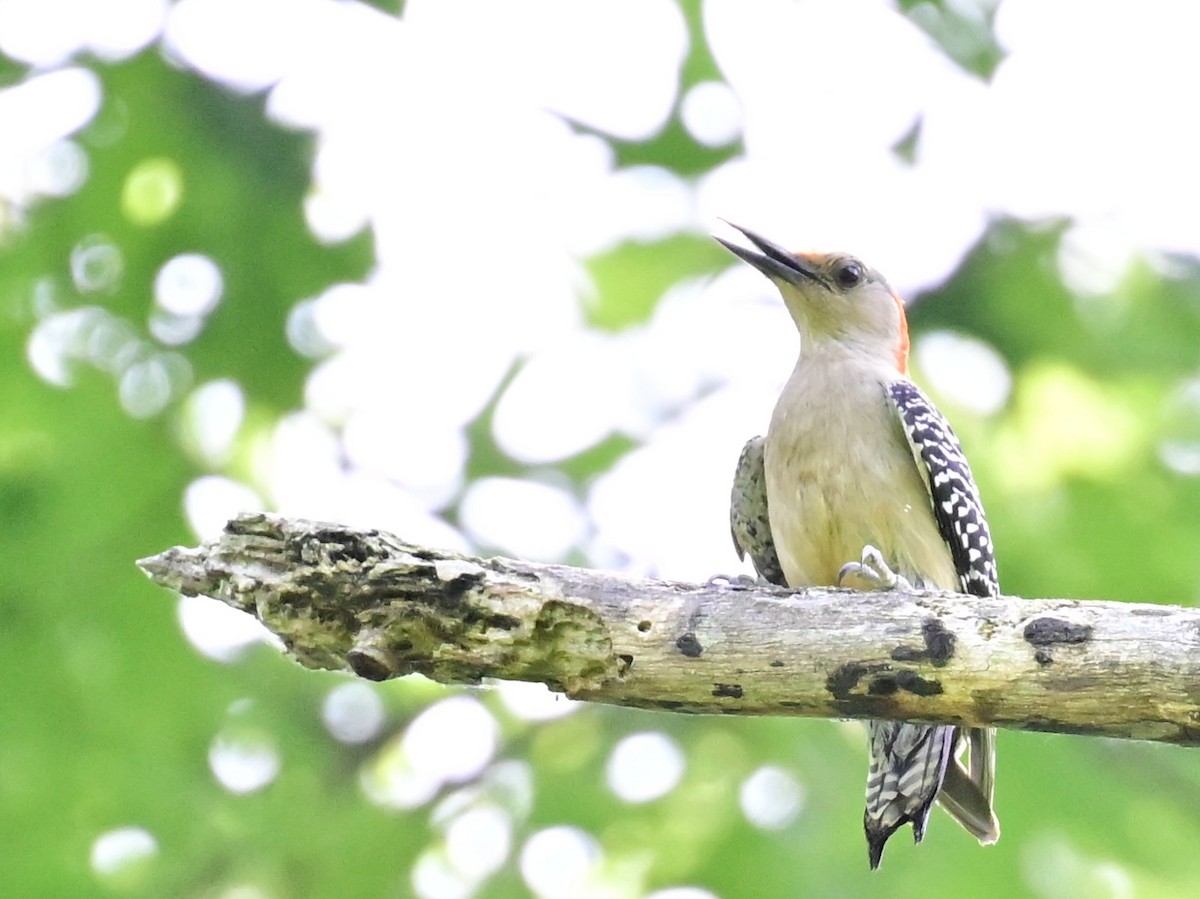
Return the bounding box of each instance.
[717,223,1000,869]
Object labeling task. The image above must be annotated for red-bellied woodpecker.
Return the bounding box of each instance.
[717,223,1000,869]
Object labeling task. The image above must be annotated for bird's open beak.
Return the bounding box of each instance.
[714,222,823,287]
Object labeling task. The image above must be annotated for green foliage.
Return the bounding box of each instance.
[584,234,728,331]
[898,0,1006,79]
[8,4,1200,899]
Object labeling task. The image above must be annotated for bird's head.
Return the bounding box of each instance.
[716,223,909,373]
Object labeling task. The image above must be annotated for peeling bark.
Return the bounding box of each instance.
[138,512,1200,747]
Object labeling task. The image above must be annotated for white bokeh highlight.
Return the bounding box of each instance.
[25,138,88,197]
[681,80,741,148]
[90,826,158,878]
[913,331,1012,416]
[411,850,474,899]
[1158,379,1200,477]
[212,886,271,899]
[495,681,578,722]
[0,0,164,66]
[739,765,805,831]
[183,475,263,541]
[70,233,123,293]
[118,352,189,418]
[0,67,100,205]
[321,681,386,745]
[444,803,513,881]
[493,334,630,464]
[605,732,686,804]
[209,727,281,794]
[177,594,279,663]
[361,696,498,811]
[646,890,720,899]
[404,697,498,783]
[180,379,245,466]
[459,477,589,561]
[262,411,469,552]
[154,252,224,316]
[519,826,601,899]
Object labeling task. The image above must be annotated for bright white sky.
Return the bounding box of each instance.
[3,0,1197,577]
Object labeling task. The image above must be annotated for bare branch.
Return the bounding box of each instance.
[138,512,1200,746]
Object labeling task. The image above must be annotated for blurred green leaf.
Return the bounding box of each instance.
[899,0,1006,79]
[584,233,728,331]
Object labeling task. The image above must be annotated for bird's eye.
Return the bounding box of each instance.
[835,260,864,289]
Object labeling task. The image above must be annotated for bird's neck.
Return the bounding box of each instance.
[791,337,908,387]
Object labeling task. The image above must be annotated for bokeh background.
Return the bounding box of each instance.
[6,0,1200,896]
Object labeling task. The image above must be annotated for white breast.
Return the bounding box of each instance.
[763,350,959,591]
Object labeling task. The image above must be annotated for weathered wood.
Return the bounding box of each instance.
[137,512,1200,746]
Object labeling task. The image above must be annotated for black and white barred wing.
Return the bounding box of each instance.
[886,381,999,599]
[885,379,1001,854]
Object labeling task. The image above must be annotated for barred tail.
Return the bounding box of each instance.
[864,720,954,870]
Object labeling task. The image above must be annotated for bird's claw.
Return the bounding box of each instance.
[837,545,914,593]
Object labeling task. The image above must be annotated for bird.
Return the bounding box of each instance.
[716,223,1000,869]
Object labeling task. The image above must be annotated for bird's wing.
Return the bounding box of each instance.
[885,380,1000,846]
[886,380,998,599]
[729,436,786,586]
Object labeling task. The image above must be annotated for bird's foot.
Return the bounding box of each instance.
[706,573,761,588]
[837,545,914,593]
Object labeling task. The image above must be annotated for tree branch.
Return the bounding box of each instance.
[138,512,1200,746]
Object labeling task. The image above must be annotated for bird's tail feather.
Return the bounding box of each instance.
[937,727,1000,844]
[864,721,954,869]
